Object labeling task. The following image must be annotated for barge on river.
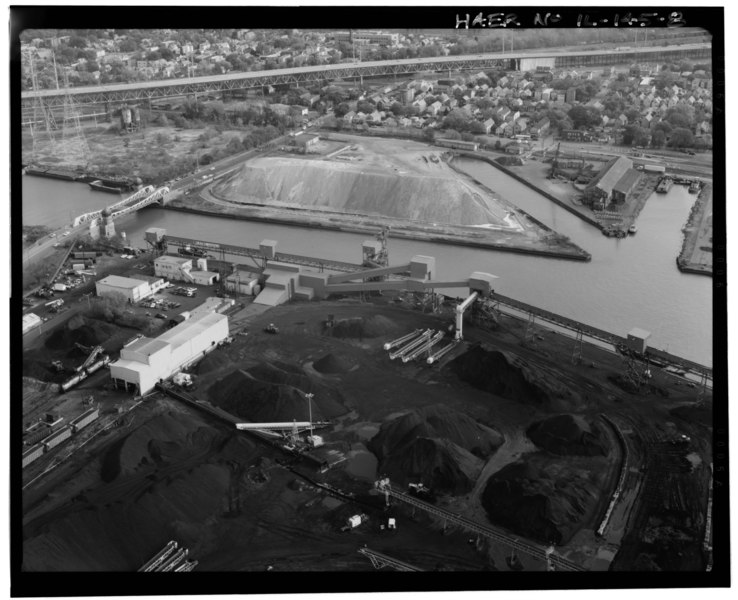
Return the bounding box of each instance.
[656,177,674,194]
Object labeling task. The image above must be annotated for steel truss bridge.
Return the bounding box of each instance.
[380,483,587,571]
[73,185,170,227]
[21,43,710,109]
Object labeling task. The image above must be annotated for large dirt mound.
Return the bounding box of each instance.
[212,157,508,226]
[369,405,504,494]
[481,455,605,545]
[526,414,609,457]
[324,315,400,339]
[313,353,353,374]
[208,362,347,423]
[451,346,582,408]
[44,317,117,351]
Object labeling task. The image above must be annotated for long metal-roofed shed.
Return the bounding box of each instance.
[611,169,642,204]
[583,156,633,207]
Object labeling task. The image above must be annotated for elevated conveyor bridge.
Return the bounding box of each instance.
[163,235,364,273]
[492,292,712,383]
[379,482,587,572]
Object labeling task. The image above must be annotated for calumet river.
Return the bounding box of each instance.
[21,160,713,366]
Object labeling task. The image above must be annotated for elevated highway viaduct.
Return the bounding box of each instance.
[22,43,710,113]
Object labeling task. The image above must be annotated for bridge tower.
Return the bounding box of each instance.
[101,207,116,239]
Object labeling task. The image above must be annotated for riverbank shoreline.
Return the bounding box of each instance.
[161,202,592,262]
[677,184,713,277]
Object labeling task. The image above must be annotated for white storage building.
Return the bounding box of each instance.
[96,275,154,303]
[22,313,42,334]
[154,255,219,286]
[109,311,229,394]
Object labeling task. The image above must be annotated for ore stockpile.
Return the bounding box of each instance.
[22,299,712,572]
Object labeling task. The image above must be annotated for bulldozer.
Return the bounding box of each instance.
[264,323,279,334]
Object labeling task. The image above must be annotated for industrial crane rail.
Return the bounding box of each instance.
[357,547,424,572]
[492,293,712,381]
[385,488,586,572]
[163,235,363,273]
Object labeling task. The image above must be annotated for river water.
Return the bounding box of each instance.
[21,163,712,366]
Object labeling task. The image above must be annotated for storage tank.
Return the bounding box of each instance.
[42,425,72,451]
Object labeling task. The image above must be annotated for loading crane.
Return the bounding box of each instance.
[76,345,104,373]
[454,292,479,341]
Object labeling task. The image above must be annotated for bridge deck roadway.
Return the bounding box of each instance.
[21,44,710,107]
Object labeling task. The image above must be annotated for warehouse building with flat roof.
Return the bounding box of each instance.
[109,311,229,394]
[95,274,158,303]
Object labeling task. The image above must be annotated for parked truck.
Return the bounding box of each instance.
[642,164,666,174]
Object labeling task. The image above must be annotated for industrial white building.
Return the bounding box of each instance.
[154,255,219,286]
[96,274,158,303]
[224,268,261,296]
[22,313,42,335]
[109,311,229,394]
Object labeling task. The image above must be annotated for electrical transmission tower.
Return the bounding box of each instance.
[26,52,57,163]
[59,65,91,170]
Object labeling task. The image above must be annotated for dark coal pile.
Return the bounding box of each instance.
[369,405,504,495]
[313,353,353,374]
[526,414,609,457]
[323,315,399,339]
[670,403,712,428]
[22,358,58,381]
[44,317,117,352]
[245,361,346,415]
[451,346,580,407]
[192,351,235,376]
[208,362,347,423]
[481,455,604,545]
[380,437,481,495]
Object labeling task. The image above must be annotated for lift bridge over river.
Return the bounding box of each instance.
[72,185,170,228]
